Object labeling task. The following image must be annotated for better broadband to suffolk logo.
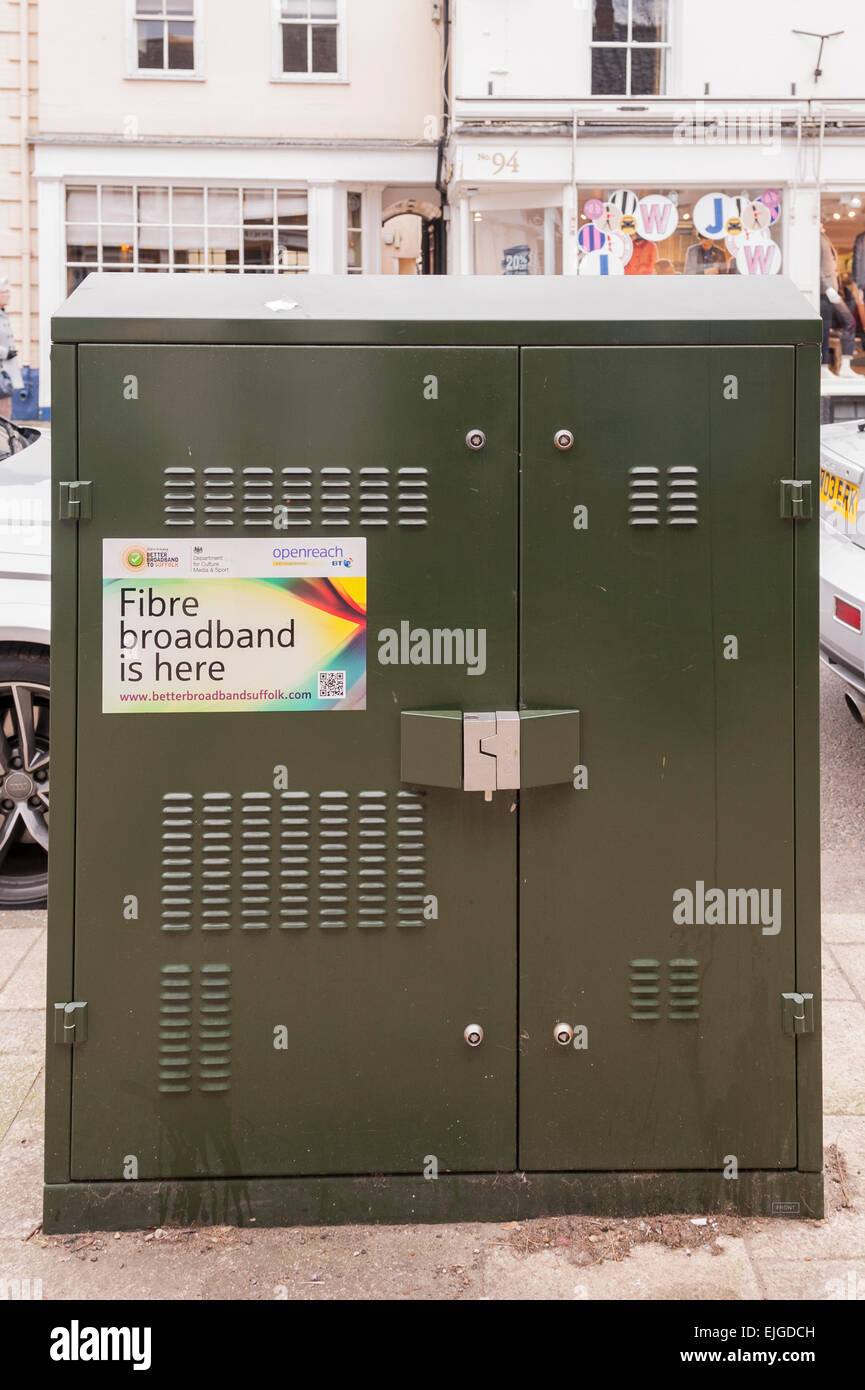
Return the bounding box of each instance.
[123,545,146,571]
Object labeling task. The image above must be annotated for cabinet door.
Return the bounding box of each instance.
[519,347,798,1171]
[70,345,519,1179]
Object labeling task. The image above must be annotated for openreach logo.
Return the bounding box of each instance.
[50,1320,152,1371]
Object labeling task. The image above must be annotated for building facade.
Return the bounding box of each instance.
[31,0,446,406]
[18,1,865,411]
[446,0,865,317]
[0,0,38,399]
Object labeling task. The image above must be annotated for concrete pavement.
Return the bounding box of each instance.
[0,663,863,1300]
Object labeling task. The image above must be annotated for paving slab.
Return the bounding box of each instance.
[0,929,43,992]
[482,1238,762,1301]
[823,1115,865,1196]
[0,1082,44,1240]
[0,1223,495,1302]
[822,999,865,1114]
[0,1054,42,1146]
[0,936,46,1011]
[822,947,856,1001]
[742,1211,865,1261]
[822,912,865,944]
[0,1010,45,1054]
[831,943,865,1002]
[750,1258,865,1301]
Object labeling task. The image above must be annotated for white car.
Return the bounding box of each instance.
[0,420,49,906]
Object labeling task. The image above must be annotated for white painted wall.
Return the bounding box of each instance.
[38,0,442,141]
[455,0,865,100]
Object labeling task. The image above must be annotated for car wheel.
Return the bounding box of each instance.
[0,645,49,908]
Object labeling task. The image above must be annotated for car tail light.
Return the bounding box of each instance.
[835,596,862,631]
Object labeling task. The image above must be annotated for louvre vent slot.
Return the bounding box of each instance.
[200,791,232,932]
[398,467,430,528]
[279,790,311,929]
[666,466,699,527]
[198,964,232,1092]
[159,965,192,1093]
[668,957,700,1019]
[242,467,274,528]
[163,467,196,527]
[318,790,350,927]
[628,466,660,527]
[280,467,313,527]
[629,958,661,1020]
[240,791,272,929]
[357,789,388,928]
[202,467,236,527]
[359,467,390,527]
[320,467,352,528]
[396,789,427,927]
[161,793,194,932]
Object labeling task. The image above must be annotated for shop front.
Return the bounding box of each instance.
[446,121,818,293]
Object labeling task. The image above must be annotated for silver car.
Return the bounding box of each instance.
[0,419,49,906]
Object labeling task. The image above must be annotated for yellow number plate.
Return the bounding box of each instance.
[821,467,860,522]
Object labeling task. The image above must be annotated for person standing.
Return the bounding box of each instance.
[820,227,857,381]
[683,235,726,274]
[0,276,23,421]
[624,232,658,275]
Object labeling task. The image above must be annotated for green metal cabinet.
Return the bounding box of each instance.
[45,274,823,1231]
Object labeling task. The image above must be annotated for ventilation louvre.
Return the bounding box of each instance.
[629,958,662,1020]
[668,957,700,1019]
[163,465,431,528]
[628,466,660,526]
[629,957,700,1021]
[666,465,699,526]
[159,788,427,930]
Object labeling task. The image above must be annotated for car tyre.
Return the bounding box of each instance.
[0,644,49,909]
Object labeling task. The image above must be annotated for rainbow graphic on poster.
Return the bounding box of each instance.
[102,538,366,713]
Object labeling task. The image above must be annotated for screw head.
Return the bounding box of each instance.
[554,429,575,451]
[466,429,486,451]
[464,1024,484,1047]
[554,1022,574,1046]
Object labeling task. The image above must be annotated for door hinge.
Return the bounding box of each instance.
[58,480,93,522]
[779,479,812,520]
[781,992,814,1034]
[53,1001,88,1044]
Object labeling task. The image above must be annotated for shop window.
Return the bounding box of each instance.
[132,0,197,74]
[575,187,782,279]
[277,0,343,79]
[473,208,563,277]
[65,185,309,294]
[591,0,669,96]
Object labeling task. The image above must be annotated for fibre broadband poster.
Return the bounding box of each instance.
[102,538,366,713]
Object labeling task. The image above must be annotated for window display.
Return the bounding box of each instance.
[577,187,782,278]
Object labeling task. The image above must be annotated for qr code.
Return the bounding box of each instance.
[317,670,346,700]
